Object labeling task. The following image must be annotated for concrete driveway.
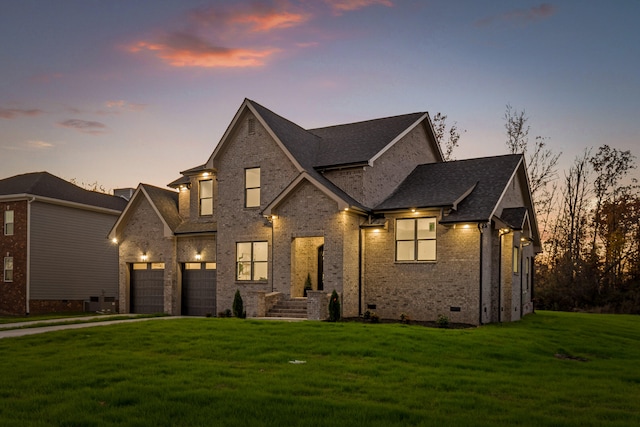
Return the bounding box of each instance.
[0,316,181,339]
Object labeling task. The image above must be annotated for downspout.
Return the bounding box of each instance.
[477,223,486,325]
[26,197,35,315]
[531,254,536,313]
[498,230,503,323]
[520,243,524,317]
[358,228,363,316]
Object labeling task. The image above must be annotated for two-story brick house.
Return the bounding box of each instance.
[109,99,540,324]
[0,172,128,315]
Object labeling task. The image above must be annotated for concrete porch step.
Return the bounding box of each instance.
[266,298,308,319]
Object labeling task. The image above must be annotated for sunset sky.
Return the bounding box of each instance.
[1,0,639,190]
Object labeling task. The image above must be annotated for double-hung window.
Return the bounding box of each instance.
[245,167,260,208]
[4,257,13,282]
[4,210,14,235]
[396,218,437,261]
[199,179,213,216]
[236,242,268,281]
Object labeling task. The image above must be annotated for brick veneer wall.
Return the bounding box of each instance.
[214,110,299,314]
[118,196,178,314]
[363,212,482,325]
[0,201,27,315]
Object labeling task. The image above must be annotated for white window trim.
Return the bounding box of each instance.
[4,210,14,236]
[4,256,13,282]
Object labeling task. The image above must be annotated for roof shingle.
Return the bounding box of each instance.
[0,172,128,211]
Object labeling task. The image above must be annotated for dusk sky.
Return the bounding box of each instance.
[1,0,639,191]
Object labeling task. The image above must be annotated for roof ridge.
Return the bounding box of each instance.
[307,111,426,133]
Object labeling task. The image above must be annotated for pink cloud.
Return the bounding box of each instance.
[57,119,107,135]
[476,3,556,27]
[128,32,279,68]
[325,0,394,15]
[231,9,309,32]
[0,108,44,119]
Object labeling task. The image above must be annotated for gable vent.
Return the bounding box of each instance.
[248,118,256,135]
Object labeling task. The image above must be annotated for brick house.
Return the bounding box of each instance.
[109,99,540,324]
[0,172,128,315]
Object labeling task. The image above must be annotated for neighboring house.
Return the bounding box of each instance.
[0,172,128,315]
[110,99,540,325]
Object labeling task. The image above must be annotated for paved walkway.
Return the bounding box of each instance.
[0,316,181,339]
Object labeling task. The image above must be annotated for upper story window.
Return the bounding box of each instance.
[245,167,260,208]
[4,257,13,282]
[236,241,268,281]
[199,179,213,216]
[396,218,437,261]
[4,210,14,236]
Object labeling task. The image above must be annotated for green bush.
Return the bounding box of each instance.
[328,290,340,322]
[400,313,411,324]
[437,314,450,328]
[370,312,380,323]
[303,273,312,297]
[232,290,246,318]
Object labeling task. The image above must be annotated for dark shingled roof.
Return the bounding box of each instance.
[0,171,128,211]
[140,184,181,231]
[375,154,524,223]
[248,99,429,170]
[140,184,216,234]
[500,207,528,229]
[309,112,427,168]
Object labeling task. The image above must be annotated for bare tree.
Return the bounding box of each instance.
[432,112,464,161]
[504,104,561,239]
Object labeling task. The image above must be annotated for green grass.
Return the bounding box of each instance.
[0,311,638,426]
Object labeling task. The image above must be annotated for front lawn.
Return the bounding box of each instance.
[0,311,638,426]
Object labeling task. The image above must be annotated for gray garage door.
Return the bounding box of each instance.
[130,263,164,314]
[182,262,216,316]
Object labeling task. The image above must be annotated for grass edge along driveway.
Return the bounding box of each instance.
[0,311,638,427]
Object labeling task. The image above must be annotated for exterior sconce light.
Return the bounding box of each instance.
[411,208,416,213]
[203,172,210,177]
[195,253,202,261]
[141,253,147,262]
[111,237,118,244]
[499,228,510,236]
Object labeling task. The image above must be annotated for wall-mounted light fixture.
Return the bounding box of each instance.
[141,253,147,262]
[111,237,118,244]
[195,253,202,261]
[499,228,511,236]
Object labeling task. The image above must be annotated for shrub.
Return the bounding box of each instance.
[437,314,450,328]
[370,312,380,323]
[363,310,371,320]
[232,290,246,318]
[218,309,232,318]
[400,313,411,324]
[328,290,340,322]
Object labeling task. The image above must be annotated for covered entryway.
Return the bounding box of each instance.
[291,237,324,297]
[130,263,164,314]
[181,262,217,316]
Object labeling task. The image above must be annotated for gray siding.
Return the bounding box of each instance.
[29,201,119,300]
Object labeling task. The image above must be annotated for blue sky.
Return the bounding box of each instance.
[1,0,638,190]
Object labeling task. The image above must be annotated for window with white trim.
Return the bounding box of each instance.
[199,179,213,216]
[4,210,14,236]
[513,246,520,273]
[245,167,260,208]
[396,218,437,261]
[4,257,13,282]
[236,241,268,281]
